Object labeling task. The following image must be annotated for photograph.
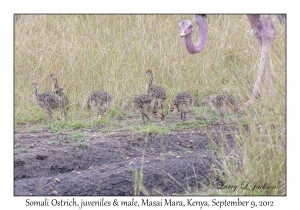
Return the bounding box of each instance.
[14,14,286,198]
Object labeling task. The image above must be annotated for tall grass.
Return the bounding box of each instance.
[14,15,286,195]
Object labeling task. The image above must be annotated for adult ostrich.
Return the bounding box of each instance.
[178,14,286,107]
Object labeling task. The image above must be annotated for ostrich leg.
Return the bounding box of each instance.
[179,14,281,108]
[246,15,276,107]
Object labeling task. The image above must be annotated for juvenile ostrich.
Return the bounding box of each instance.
[145,69,167,113]
[32,82,62,120]
[209,94,242,123]
[169,92,194,121]
[82,91,113,116]
[47,73,69,119]
[132,94,154,124]
[178,14,286,107]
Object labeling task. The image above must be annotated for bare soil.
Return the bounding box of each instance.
[14,118,240,196]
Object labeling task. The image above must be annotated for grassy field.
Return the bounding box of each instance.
[14,15,286,195]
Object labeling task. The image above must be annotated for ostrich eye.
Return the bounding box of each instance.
[189,25,193,29]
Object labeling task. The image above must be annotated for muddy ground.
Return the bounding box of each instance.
[14,110,241,196]
[14,126,239,196]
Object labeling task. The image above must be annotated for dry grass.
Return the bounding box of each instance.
[14,14,286,195]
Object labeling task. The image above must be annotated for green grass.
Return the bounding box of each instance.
[14,143,22,148]
[41,116,116,133]
[99,127,111,133]
[14,135,19,141]
[123,123,170,135]
[171,120,213,131]
[106,106,124,118]
[29,125,39,133]
[19,149,28,153]
[192,107,217,120]
[85,117,116,128]
[47,141,59,145]
[77,141,88,148]
[71,132,84,141]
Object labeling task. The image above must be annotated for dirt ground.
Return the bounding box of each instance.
[14,110,241,196]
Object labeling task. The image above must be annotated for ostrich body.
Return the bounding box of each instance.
[145,69,167,112]
[132,94,154,124]
[32,82,62,120]
[83,91,113,116]
[178,14,285,107]
[169,92,194,121]
[47,74,69,119]
[209,94,241,123]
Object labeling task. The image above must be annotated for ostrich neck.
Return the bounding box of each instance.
[146,75,153,93]
[183,17,208,54]
[53,78,59,90]
[33,88,40,100]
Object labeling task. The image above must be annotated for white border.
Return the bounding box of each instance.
[2,0,296,209]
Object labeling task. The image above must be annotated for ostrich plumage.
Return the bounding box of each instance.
[178,14,285,107]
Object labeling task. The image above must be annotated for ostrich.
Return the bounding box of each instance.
[132,94,154,124]
[209,94,242,123]
[145,69,167,113]
[32,82,62,120]
[169,92,194,121]
[82,91,113,116]
[178,14,286,107]
[47,73,70,119]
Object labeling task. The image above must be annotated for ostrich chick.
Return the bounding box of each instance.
[169,92,194,121]
[32,82,62,120]
[132,94,154,124]
[82,91,113,116]
[209,94,242,123]
[145,69,167,113]
[47,73,69,119]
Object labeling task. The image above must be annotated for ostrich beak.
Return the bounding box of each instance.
[180,31,185,37]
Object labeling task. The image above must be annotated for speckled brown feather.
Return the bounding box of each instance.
[209,94,241,120]
[32,82,63,120]
[132,94,154,124]
[170,92,194,121]
[84,91,113,116]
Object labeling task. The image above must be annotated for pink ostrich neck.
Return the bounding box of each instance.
[183,15,208,54]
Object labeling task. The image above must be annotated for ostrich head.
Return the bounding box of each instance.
[145,69,152,77]
[178,15,208,54]
[178,19,194,37]
[32,81,39,90]
[47,73,57,81]
[169,104,178,114]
